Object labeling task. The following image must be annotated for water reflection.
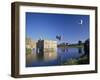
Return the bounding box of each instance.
[26,47,85,67]
[36,50,57,61]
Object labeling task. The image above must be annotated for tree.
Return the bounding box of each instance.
[78,40,82,45]
[84,39,89,56]
[26,48,32,55]
[78,40,82,54]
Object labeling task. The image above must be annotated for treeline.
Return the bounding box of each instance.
[58,39,89,48]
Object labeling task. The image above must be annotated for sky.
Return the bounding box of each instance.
[26,12,89,44]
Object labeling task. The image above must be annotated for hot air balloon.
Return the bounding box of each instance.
[56,35,62,41]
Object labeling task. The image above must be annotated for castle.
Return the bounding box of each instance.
[26,38,57,61]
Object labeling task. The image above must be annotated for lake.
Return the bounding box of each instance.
[26,48,84,67]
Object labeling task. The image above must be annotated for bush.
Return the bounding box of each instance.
[26,48,32,55]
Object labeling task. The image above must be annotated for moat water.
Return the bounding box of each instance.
[26,48,84,67]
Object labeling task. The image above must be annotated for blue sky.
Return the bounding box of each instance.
[26,12,89,44]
